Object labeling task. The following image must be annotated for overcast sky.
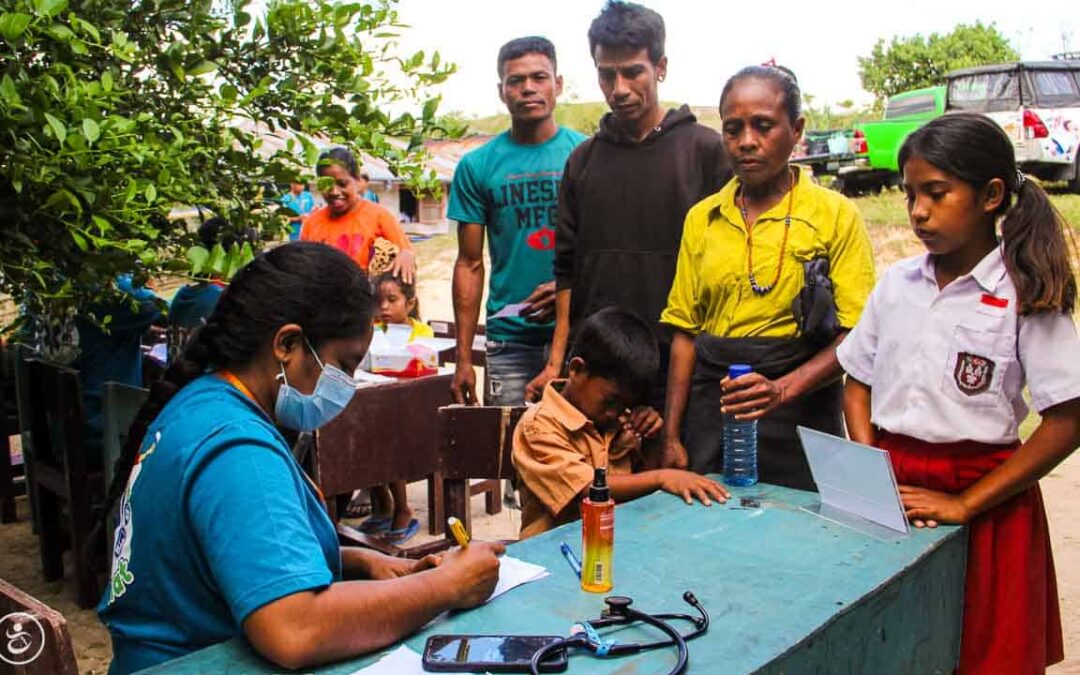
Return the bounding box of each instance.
[391,0,1079,117]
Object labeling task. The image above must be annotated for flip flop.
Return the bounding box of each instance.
[382,518,420,543]
[358,516,392,534]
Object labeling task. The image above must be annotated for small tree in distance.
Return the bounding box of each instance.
[858,22,1020,107]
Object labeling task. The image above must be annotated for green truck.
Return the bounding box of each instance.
[838,86,946,194]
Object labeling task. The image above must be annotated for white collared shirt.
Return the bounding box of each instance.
[837,248,1080,444]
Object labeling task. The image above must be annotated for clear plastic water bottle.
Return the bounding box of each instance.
[723,364,759,487]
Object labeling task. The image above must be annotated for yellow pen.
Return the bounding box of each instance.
[447,516,470,549]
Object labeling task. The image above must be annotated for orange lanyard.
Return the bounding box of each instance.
[218,369,327,505]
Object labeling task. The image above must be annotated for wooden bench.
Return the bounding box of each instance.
[0,578,78,674]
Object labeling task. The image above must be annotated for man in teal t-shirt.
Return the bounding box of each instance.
[449,36,586,416]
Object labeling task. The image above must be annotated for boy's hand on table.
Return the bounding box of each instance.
[899,485,972,528]
[658,470,729,506]
[439,541,506,609]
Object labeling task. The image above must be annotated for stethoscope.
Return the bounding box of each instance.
[528,591,709,675]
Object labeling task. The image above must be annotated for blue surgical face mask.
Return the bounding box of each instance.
[274,338,358,431]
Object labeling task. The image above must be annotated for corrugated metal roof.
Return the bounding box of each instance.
[229,118,478,183]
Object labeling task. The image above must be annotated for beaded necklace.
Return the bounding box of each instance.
[738,167,796,295]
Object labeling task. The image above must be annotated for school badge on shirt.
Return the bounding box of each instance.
[955,352,995,395]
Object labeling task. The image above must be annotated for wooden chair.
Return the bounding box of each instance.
[101,382,148,562]
[425,321,509,524]
[315,374,457,558]
[17,359,105,609]
[427,320,486,368]
[1,342,25,523]
[0,578,78,674]
[437,405,526,539]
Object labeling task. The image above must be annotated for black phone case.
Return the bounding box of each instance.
[421,635,568,673]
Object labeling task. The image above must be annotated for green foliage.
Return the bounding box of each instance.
[858,22,1019,106]
[186,241,254,280]
[0,0,455,324]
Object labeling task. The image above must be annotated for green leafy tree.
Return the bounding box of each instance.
[0,0,453,330]
[858,22,1019,106]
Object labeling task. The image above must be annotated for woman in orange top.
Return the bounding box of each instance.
[301,147,416,283]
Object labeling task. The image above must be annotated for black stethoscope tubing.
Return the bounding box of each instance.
[528,591,708,675]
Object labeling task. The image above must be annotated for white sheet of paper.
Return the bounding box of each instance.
[421,556,549,631]
[349,645,425,675]
[489,555,549,600]
[489,302,530,320]
[797,426,909,537]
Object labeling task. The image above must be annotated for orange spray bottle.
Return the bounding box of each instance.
[580,466,614,593]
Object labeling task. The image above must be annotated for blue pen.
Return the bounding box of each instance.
[560,541,582,579]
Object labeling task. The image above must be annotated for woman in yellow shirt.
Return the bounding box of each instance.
[660,66,875,489]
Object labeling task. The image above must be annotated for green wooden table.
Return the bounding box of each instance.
[141,483,966,674]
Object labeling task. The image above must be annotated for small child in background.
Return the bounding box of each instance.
[373,271,433,341]
[837,112,1080,674]
[512,307,728,539]
[357,272,432,542]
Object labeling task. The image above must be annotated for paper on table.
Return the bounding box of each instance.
[489,302,530,320]
[421,556,549,631]
[348,645,424,675]
[489,555,549,601]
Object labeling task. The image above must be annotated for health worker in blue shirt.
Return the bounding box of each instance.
[97,242,503,673]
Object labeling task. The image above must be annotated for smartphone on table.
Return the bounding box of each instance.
[422,634,568,673]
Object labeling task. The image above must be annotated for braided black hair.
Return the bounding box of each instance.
[94,242,374,542]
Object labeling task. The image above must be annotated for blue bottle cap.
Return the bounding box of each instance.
[728,364,753,379]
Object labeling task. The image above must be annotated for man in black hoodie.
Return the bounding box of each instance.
[526,1,731,465]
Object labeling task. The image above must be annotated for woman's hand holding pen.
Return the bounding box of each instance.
[438,541,505,609]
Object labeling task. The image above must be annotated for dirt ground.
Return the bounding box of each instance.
[2,223,1079,673]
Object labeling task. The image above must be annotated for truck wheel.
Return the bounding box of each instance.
[1069,155,1080,194]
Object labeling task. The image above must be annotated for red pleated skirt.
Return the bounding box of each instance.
[878,431,1064,674]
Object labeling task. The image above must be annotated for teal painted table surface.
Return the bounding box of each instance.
[142,483,966,674]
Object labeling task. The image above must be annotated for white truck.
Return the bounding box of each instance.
[946,59,1080,192]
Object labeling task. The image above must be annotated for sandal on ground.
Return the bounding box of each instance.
[382,518,420,543]
[358,516,392,534]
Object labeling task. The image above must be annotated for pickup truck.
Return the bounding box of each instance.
[946,60,1080,192]
[791,86,945,195]
[834,86,945,195]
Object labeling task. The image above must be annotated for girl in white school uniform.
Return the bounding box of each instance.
[837,112,1080,675]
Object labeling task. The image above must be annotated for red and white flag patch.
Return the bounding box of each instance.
[980,294,1008,308]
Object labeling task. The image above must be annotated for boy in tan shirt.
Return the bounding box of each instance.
[512,308,728,538]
